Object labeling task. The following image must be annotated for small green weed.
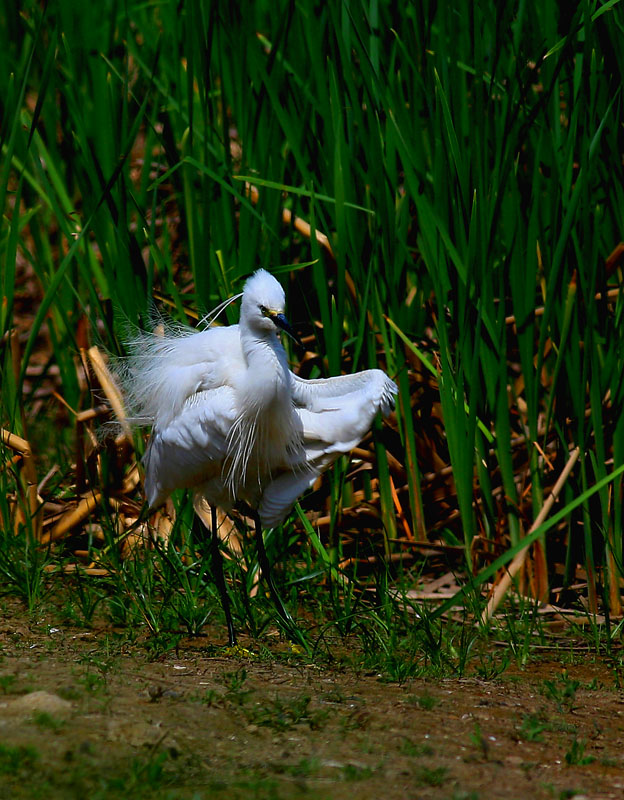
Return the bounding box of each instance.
[408,692,440,711]
[75,652,117,696]
[76,669,107,696]
[519,713,547,743]
[279,757,321,778]
[0,674,16,693]
[198,688,221,706]
[59,574,106,627]
[400,737,434,757]
[144,632,181,660]
[469,722,490,760]
[417,765,449,787]
[220,667,252,705]
[340,707,370,732]
[246,692,328,731]
[544,719,578,736]
[195,668,252,707]
[342,763,374,781]
[541,672,580,712]
[0,530,50,611]
[32,711,64,731]
[565,738,595,766]
[0,743,39,774]
[57,685,82,702]
[97,751,171,796]
[474,651,510,680]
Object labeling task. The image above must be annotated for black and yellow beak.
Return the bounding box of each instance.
[269,311,303,347]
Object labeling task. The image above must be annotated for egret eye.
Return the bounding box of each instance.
[259,304,268,315]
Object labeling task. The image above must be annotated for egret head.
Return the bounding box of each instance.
[241,269,301,345]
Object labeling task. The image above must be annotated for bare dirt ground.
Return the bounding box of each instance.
[1,602,623,800]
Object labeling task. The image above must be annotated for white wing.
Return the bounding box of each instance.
[293,368,396,468]
[143,386,237,508]
[291,369,397,417]
[257,369,397,527]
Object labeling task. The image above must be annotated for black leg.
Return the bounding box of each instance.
[252,511,308,649]
[208,505,237,647]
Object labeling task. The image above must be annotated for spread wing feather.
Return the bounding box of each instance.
[257,369,397,527]
[291,369,396,416]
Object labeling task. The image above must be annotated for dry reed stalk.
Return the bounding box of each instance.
[481,445,581,623]
[40,490,103,545]
[43,564,109,576]
[1,428,43,539]
[86,346,132,438]
[121,463,141,494]
[7,333,42,538]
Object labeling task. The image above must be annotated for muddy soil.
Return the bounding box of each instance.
[1,604,623,800]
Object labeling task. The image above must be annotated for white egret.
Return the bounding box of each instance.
[125,269,397,645]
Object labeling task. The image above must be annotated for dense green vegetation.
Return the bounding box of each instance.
[2,0,624,669]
